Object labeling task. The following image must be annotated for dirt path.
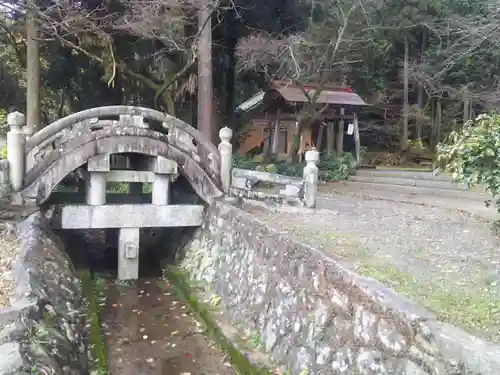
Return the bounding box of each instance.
[244,193,500,342]
[101,278,234,375]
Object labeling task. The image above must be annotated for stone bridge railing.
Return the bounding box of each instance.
[2,108,319,208]
[230,149,320,208]
[3,108,232,204]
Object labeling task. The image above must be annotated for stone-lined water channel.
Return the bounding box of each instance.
[100,277,235,375]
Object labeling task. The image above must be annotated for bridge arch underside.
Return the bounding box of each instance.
[22,128,223,205]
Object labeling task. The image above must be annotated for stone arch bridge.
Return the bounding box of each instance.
[3,105,318,280]
[5,106,234,279]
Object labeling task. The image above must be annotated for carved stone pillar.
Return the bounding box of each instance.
[218,127,233,193]
[6,111,26,192]
[303,148,320,208]
[86,154,108,206]
[151,156,177,205]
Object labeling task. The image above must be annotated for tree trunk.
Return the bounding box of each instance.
[289,121,303,163]
[336,108,345,156]
[416,28,427,140]
[26,8,41,131]
[58,89,65,118]
[316,121,325,151]
[463,97,472,124]
[197,0,214,142]
[164,90,176,117]
[326,120,334,154]
[402,36,409,150]
[430,99,436,149]
[435,99,442,146]
[353,112,361,165]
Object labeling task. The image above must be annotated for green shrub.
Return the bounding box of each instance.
[0,146,6,160]
[437,113,500,211]
[232,152,356,182]
[106,182,128,193]
[317,152,357,181]
[0,109,7,137]
[232,154,258,170]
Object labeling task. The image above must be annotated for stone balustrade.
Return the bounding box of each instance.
[2,108,317,210]
[228,147,320,208]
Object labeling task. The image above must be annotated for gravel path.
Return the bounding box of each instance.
[245,193,500,341]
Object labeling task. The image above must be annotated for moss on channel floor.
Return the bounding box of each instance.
[166,267,274,375]
[78,270,108,375]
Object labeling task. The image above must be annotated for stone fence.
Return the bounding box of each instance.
[230,148,320,208]
[179,200,500,375]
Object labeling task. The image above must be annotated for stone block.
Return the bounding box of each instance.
[106,170,155,183]
[60,204,204,229]
[87,154,110,172]
[279,184,301,198]
[232,176,249,190]
[151,156,177,174]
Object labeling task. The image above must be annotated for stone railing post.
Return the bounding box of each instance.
[303,148,320,208]
[218,127,233,193]
[6,111,26,191]
[23,124,34,140]
[152,156,177,205]
[86,154,108,205]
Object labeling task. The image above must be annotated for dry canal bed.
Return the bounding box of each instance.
[99,277,236,375]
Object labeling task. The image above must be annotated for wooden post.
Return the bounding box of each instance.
[271,108,281,154]
[315,118,326,151]
[336,108,345,156]
[353,111,361,165]
[326,121,334,155]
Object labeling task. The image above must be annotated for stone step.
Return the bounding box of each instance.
[349,174,487,193]
[343,181,492,202]
[355,169,451,182]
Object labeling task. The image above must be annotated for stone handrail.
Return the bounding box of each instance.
[232,168,304,186]
[4,107,232,200]
[230,149,320,208]
[23,106,221,180]
[25,106,218,158]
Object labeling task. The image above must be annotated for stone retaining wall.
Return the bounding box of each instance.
[180,200,500,375]
[0,212,88,374]
[0,160,10,201]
